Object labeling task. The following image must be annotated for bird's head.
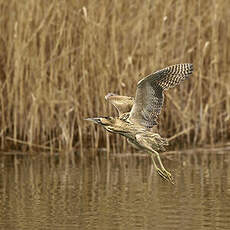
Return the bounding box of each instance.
[85,116,115,127]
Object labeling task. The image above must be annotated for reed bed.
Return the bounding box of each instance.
[0,0,229,152]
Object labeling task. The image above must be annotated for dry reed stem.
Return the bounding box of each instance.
[0,0,229,152]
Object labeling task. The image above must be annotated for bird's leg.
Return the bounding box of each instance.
[149,151,174,184]
[150,154,169,181]
[152,150,167,171]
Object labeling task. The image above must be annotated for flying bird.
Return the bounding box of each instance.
[86,63,193,184]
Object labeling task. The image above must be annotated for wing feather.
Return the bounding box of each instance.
[129,63,193,127]
[105,93,134,116]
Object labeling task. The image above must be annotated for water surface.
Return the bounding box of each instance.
[0,150,230,230]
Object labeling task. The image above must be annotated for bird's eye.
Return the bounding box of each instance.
[104,116,111,120]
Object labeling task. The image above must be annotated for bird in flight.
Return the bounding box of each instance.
[86,63,193,184]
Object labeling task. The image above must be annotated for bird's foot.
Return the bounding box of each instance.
[156,168,174,184]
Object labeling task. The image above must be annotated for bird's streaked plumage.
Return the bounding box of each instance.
[86,63,194,184]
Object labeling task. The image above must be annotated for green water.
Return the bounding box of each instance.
[0,151,230,230]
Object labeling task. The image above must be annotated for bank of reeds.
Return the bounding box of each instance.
[0,0,229,152]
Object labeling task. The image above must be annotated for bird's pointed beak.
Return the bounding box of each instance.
[85,117,101,124]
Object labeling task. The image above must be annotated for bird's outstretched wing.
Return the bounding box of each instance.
[129,63,193,128]
[105,93,134,116]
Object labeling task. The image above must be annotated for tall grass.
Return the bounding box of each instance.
[0,0,229,152]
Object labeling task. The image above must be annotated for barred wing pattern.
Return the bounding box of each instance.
[129,63,193,128]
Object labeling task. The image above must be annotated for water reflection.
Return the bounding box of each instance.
[0,151,230,230]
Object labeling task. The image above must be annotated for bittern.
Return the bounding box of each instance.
[86,63,193,184]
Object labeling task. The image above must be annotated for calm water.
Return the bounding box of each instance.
[0,150,230,230]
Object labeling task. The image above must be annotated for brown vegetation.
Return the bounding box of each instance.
[0,0,229,152]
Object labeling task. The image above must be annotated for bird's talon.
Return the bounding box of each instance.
[156,168,174,184]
